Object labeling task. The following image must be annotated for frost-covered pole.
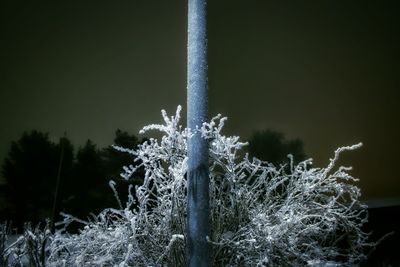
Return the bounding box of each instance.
[187,0,210,266]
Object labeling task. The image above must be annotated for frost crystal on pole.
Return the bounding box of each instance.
[187,0,211,265]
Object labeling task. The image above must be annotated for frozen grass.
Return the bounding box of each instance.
[1,106,377,266]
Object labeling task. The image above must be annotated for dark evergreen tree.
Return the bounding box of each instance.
[1,129,145,229]
[64,140,105,218]
[1,131,73,229]
[53,136,74,224]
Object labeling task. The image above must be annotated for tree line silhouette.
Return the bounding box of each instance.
[0,129,305,231]
[0,130,145,231]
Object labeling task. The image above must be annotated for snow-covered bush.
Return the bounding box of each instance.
[1,221,52,267]
[43,106,374,266]
[0,222,12,266]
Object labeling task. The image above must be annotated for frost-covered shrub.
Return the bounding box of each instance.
[0,222,12,266]
[1,221,51,267]
[0,106,380,266]
[45,106,373,266]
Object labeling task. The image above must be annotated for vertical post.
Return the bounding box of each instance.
[187,0,210,266]
[51,132,66,231]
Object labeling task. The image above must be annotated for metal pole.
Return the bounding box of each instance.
[51,132,66,231]
[187,0,210,266]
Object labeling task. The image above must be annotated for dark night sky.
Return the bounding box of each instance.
[0,1,399,204]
